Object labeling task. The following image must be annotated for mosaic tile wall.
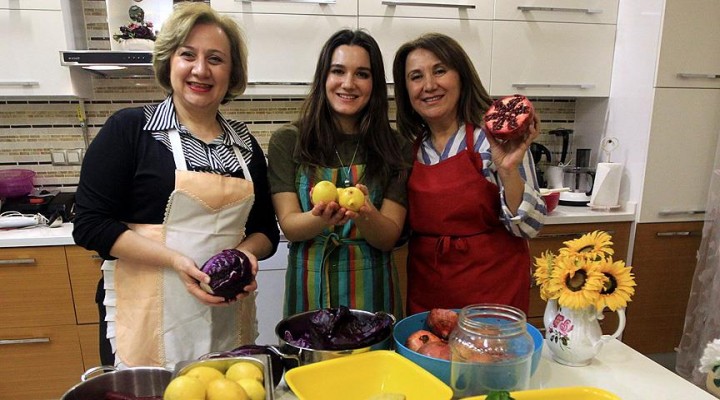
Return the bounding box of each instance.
[0,0,575,192]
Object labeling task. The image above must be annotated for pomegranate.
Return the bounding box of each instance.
[427,308,459,339]
[417,341,451,361]
[405,329,442,352]
[483,94,535,140]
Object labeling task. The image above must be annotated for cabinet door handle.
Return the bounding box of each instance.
[517,6,603,14]
[677,73,720,80]
[658,210,705,216]
[382,1,477,9]
[0,81,40,88]
[656,231,702,237]
[536,230,616,239]
[0,337,50,345]
[0,258,36,265]
[247,81,311,86]
[240,0,336,4]
[512,83,596,89]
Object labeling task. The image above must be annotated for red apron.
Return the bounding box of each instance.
[406,123,530,315]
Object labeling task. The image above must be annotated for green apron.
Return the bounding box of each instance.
[283,163,403,318]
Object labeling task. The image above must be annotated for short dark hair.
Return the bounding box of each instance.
[392,32,493,139]
[152,2,248,103]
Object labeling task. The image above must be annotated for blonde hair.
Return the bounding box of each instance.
[153,2,248,103]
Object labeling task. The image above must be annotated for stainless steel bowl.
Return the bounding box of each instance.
[61,366,171,400]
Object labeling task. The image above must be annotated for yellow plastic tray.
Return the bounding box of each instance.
[463,386,620,400]
[285,350,453,400]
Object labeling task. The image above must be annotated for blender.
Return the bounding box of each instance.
[559,149,595,206]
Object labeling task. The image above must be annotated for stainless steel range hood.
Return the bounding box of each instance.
[60,50,155,78]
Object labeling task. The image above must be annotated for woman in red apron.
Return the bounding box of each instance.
[391,33,547,315]
[72,3,279,368]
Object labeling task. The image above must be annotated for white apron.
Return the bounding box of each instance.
[103,129,258,369]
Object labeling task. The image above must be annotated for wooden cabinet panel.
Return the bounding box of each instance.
[622,222,703,354]
[0,324,84,399]
[0,246,75,328]
[393,244,409,318]
[655,0,720,89]
[77,324,101,371]
[527,222,631,336]
[66,245,103,324]
[490,21,616,97]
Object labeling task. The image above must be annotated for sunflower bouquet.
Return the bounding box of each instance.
[533,231,636,312]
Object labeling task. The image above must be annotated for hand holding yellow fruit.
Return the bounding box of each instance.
[338,187,366,212]
[310,180,338,205]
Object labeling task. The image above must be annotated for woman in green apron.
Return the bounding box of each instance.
[267,29,412,318]
[72,3,279,369]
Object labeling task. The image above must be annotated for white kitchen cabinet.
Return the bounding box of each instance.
[0,1,89,97]
[255,240,289,345]
[359,0,493,20]
[489,20,616,97]
[211,0,357,16]
[360,16,492,84]
[655,0,720,89]
[494,0,618,24]
[638,88,720,223]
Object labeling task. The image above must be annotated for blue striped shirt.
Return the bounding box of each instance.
[417,123,546,238]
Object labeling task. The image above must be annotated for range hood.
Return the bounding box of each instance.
[60,50,155,78]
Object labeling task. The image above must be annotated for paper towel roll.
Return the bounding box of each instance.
[590,162,623,207]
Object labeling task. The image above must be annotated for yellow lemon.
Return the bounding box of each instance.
[310,180,338,205]
[338,187,365,212]
[184,365,224,387]
[235,378,267,400]
[206,377,249,400]
[163,375,206,400]
[225,361,264,383]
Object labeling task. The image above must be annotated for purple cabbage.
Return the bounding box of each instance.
[199,249,253,301]
[283,306,394,350]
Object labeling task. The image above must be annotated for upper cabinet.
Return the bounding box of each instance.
[489,0,618,97]
[210,0,357,94]
[654,0,720,89]
[0,0,89,97]
[359,0,493,84]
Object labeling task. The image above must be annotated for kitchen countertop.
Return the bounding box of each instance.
[0,203,636,248]
[273,339,715,399]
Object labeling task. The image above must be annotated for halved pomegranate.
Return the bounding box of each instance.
[483,94,535,140]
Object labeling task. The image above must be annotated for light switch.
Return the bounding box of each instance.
[67,149,83,165]
[51,150,67,165]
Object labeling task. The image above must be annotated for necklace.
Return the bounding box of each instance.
[334,142,360,187]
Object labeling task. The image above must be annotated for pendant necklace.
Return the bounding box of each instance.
[335,142,360,188]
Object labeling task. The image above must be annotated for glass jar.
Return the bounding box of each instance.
[449,304,534,398]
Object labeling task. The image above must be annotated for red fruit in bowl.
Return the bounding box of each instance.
[427,308,459,340]
[483,94,535,140]
[417,341,451,361]
[406,329,442,352]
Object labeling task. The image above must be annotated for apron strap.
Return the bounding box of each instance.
[168,129,253,182]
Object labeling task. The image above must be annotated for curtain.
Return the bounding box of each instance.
[676,139,720,387]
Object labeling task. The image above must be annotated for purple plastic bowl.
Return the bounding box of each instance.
[0,169,35,198]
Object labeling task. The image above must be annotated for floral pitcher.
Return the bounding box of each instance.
[543,298,626,366]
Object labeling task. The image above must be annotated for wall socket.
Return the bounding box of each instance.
[51,149,83,166]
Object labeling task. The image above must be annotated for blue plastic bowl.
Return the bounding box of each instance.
[393,311,543,385]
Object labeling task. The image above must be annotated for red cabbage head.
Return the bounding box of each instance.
[199,249,253,301]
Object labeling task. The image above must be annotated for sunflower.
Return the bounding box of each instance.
[559,230,614,261]
[545,254,606,310]
[594,257,636,311]
[533,251,556,300]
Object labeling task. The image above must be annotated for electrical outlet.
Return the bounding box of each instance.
[51,150,67,166]
[67,148,83,165]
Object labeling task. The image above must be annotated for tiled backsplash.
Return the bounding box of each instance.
[0,0,575,192]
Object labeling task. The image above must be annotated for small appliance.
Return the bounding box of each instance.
[1,192,75,222]
[559,148,595,206]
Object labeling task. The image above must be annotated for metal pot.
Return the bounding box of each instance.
[61,366,171,400]
[274,308,396,369]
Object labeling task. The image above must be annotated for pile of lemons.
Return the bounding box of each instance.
[164,361,267,400]
[311,180,365,212]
